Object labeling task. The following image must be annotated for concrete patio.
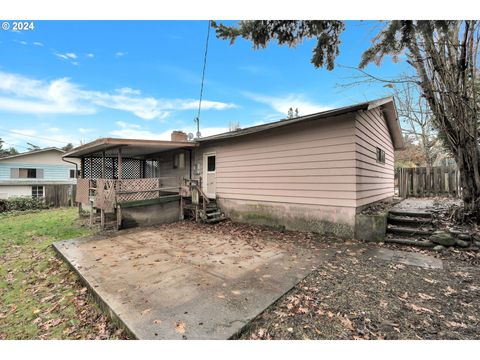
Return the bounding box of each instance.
[53,221,336,339]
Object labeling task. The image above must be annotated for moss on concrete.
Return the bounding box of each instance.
[225,203,354,239]
[354,213,387,242]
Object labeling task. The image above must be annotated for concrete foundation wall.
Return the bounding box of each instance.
[121,200,180,229]
[218,198,355,238]
[0,185,32,199]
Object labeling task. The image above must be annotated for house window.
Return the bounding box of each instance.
[69,169,77,178]
[31,186,44,198]
[207,155,216,172]
[376,147,386,164]
[20,168,38,178]
[173,153,185,169]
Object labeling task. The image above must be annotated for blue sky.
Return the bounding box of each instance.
[0,20,411,150]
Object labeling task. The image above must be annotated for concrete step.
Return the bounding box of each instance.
[387,225,434,237]
[388,209,433,219]
[384,237,435,248]
[388,215,433,227]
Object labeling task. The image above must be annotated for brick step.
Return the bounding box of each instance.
[388,209,433,218]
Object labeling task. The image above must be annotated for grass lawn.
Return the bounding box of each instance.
[0,208,126,339]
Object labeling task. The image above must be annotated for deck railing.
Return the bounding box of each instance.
[75,177,181,210]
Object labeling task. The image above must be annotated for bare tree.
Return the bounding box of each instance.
[393,82,440,168]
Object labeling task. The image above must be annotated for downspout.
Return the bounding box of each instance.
[62,156,79,178]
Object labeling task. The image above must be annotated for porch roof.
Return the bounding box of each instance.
[63,138,198,159]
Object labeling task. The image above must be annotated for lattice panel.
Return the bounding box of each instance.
[116,178,159,202]
[75,178,90,204]
[121,159,143,179]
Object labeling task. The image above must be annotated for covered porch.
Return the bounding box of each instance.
[64,136,199,229]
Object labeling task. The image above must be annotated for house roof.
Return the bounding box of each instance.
[0,147,64,161]
[197,96,405,150]
[63,138,198,159]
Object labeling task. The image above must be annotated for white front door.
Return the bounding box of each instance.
[203,152,216,199]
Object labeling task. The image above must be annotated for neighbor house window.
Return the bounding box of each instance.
[207,155,216,172]
[173,153,185,169]
[20,168,38,178]
[69,169,77,178]
[31,186,44,198]
[376,147,386,164]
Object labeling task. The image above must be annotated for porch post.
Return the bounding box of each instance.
[101,150,106,178]
[118,148,123,179]
[100,150,106,230]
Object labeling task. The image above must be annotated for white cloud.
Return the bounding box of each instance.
[65,52,77,59]
[242,91,331,117]
[19,41,28,45]
[55,52,79,65]
[110,121,228,140]
[115,51,126,57]
[33,42,44,47]
[86,53,94,58]
[0,71,236,120]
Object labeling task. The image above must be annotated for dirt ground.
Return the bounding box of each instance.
[237,239,480,340]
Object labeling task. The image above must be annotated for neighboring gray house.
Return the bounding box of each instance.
[0,148,79,199]
[66,97,404,237]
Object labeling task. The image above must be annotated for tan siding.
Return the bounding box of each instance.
[156,149,190,188]
[355,108,395,203]
[195,113,358,212]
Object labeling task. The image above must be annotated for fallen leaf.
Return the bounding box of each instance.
[408,303,433,314]
[286,327,293,332]
[175,321,186,334]
[141,308,152,316]
[153,319,162,325]
[418,293,435,300]
[338,316,354,331]
[231,290,241,295]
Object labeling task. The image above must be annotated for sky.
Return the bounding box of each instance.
[0,20,412,151]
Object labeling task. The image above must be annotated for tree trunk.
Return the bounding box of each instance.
[456,141,480,216]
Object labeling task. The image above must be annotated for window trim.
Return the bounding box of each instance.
[31,185,44,198]
[206,154,216,173]
[376,147,386,164]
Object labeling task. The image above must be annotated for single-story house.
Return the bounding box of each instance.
[64,96,404,237]
[0,147,79,200]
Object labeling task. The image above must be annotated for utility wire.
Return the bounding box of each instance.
[0,127,70,145]
[194,20,211,138]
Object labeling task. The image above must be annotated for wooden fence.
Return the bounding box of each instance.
[395,166,461,198]
[44,184,77,207]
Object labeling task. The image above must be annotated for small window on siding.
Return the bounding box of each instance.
[376,147,386,164]
[32,186,44,198]
[173,153,185,169]
[207,155,216,172]
[70,169,76,178]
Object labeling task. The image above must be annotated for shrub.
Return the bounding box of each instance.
[0,196,49,213]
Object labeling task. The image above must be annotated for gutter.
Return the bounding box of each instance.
[62,157,79,178]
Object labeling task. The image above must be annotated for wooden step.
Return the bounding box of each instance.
[388,209,433,218]
[205,214,227,223]
[206,211,221,217]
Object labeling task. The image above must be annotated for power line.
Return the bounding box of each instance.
[0,127,70,145]
[194,20,211,138]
